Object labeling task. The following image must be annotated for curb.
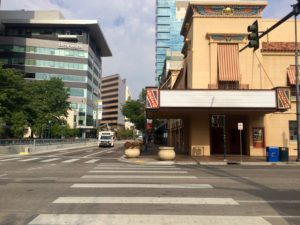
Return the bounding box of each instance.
[118,156,300,166]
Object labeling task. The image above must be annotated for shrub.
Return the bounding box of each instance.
[124,141,143,149]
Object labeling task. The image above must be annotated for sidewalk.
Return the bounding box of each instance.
[121,144,300,166]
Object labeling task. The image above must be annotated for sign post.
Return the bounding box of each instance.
[238,123,244,162]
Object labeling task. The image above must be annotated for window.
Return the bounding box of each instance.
[218,81,239,90]
[289,121,297,141]
[252,128,265,148]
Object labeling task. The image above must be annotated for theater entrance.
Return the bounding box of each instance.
[210,115,248,155]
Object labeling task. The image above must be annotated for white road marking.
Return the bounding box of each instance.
[62,159,80,163]
[84,159,101,164]
[105,150,113,154]
[28,215,272,225]
[0,158,20,162]
[81,175,197,179]
[0,174,8,177]
[71,183,213,189]
[47,147,96,157]
[92,167,183,171]
[83,149,112,158]
[93,166,179,170]
[53,197,239,205]
[88,170,188,174]
[95,164,176,167]
[40,158,61,163]
[19,158,40,162]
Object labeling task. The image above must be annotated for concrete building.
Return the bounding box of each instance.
[100,74,127,130]
[0,10,112,138]
[147,0,298,158]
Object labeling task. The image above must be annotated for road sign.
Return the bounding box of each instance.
[238,123,243,131]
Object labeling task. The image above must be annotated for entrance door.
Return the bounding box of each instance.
[228,128,241,154]
[210,127,224,154]
[211,115,248,155]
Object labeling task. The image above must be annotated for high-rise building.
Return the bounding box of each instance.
[155,0,189,84]
[0,10,112,138]
[100,74,126,130]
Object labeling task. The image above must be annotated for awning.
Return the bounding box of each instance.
[217,44,240,81]
[287,65,297,85]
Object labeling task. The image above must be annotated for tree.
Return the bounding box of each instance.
[122,89,146,131]
[26,78,70,137]
[0,65,70,138]
[0,67,28,138]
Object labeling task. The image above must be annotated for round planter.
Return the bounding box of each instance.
[158,147,176,161]
[125,148,141,158]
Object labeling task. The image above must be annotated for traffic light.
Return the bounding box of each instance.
[247,20,259,51]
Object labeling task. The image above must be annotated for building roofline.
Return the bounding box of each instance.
[180,1,268,37]
[1,19,112,57]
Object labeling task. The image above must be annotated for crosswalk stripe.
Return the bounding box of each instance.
[93,167,180,170]
[28,215,272,225]
[62,159,80,163]
[81,175,197,179]
[71,183,213,189]
[0,158,20,162]
[19,158,40,162]
[92,168,183,171]
[40,158,61,163]
[84,159,101,164]
[53,197,239,205]
[88,170,188,174]
[95,165,176,167]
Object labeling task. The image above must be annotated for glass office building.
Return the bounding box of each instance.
[0,10,112,138]
[156,0,187,83]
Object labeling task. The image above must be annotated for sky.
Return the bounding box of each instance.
[0,0,298,98]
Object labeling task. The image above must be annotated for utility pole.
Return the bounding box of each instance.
[294,1,300,161]
[241,0,300,161]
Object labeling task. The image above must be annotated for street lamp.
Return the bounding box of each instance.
[48,120,52,139]
[294,2,300,161]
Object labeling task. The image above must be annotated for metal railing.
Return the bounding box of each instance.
[0,138,97,146]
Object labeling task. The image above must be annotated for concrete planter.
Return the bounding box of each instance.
[125,148,141,158]
[158,147,176,161]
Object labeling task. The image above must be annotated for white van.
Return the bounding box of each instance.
[98,131,114,147]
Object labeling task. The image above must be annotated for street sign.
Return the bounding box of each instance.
[238,123,243,131]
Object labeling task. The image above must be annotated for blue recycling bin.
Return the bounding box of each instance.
[266,147,279,162]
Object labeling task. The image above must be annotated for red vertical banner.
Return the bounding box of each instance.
[146,88,159,109]
[276,87,291,110]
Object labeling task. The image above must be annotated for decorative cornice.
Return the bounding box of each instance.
[207,33,248,43]
[194,5,263,17]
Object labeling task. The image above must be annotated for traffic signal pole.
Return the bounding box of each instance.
[240,1,300,161]
[240,10,296,52]
[294,4,300,162]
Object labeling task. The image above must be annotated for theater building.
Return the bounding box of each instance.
[147,0,298,157]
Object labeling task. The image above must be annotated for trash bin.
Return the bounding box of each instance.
[266,147,279,162]
[279,147,289,162]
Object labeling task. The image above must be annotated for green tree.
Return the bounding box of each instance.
[0,65,70,138]
[0,67,28,138]
[122,96,145,131]
[26,78,70,137]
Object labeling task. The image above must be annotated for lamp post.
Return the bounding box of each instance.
[294,2,300,161]
[48,120,51,139]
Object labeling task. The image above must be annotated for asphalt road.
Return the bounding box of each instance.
[0,141,299,225]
